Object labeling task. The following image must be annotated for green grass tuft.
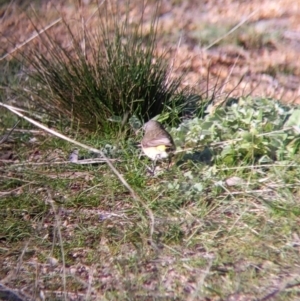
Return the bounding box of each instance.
[15,1,190,133]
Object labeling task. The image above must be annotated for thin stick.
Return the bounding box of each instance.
[3,158,120,167]
[0,102,137,199]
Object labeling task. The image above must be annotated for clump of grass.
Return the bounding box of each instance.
[16,0,189,133]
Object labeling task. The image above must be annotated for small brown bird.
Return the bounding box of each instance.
[141,120,176,173]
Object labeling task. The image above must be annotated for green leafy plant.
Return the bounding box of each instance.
[173,97,299,165]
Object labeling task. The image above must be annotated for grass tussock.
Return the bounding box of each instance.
[14,0,190,134]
